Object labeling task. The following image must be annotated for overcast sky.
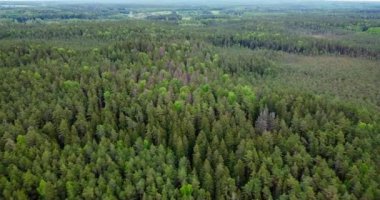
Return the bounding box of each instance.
[0,0,380,4]
[1,0,380,1]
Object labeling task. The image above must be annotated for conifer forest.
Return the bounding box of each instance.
[0,1,380,199]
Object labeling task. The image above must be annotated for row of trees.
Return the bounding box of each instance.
[210,32,380,59]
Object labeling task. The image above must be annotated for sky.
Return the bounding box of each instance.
[1,0,380,3]
[1,0,380,1]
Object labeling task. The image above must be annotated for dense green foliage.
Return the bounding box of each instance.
[0,2,380,199]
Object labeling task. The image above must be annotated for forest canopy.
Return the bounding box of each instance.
[0,1,380,199]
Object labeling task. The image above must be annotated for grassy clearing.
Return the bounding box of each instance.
[367,27,380,34]
[267,53,380,108]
